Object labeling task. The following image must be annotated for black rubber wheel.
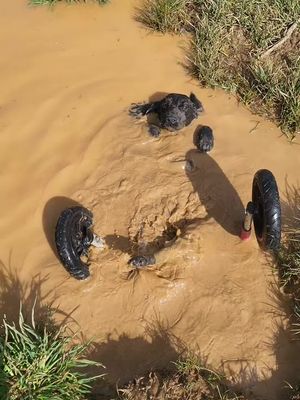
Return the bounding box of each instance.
[55,206,94,280]
[252,169,281,250]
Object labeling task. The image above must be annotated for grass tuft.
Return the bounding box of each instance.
[137,0,300,138]
[0,307,104,400]
[136,0,190,34]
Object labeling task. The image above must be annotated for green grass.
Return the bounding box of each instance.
[136,0,189,34]
[29,0,109,5]
[277,184,300,290]
[277,230,300,346]
[0,308,104,400]
[278,233,300,289]
[137,0,300,138]
[276,186,300,398]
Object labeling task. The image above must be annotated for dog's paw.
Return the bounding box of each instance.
[195,126,214,152]
[148,124,161,138]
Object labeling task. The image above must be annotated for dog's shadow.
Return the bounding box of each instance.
[148,92,169,103]
[185,150,245,236]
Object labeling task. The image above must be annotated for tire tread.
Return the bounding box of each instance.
[252,169,281,251]
[55,207,93,280]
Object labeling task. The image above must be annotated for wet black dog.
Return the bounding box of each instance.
[129,93,203,138]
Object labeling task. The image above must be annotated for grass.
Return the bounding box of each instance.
[277,224,300,355]
[29,0,109,5]
[136,0,189,34]
[277,184,300,291]
[0,307,104,400]
[120,355,244,400]
[136,0,300,138]
[278,233,300,289]
[275,186,300,399]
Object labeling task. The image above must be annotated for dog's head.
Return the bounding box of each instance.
[161,107,187,131]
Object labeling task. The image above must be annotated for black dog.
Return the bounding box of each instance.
[129,93,203,137]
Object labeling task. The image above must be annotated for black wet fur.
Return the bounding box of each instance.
[129,93,203,136]
[128,255,156,268]
[148,124,161,137]
[194,126,214,153]
[189,92,203,111]
[129,102,159,118]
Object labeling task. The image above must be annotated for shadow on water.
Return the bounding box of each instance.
[42,196,84,258]
[185,149,245,236]
[223,317,300,400]
[86,277,300,400]
[220,273,300,400]
[86,299,300,400]
[0,261,51,325]
[148,92,169,103]
[87,326,184,398]
[0,259,78,330]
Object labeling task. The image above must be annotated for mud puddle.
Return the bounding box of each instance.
[0,1,300,399]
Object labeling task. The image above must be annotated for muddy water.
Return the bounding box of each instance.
[0,1,300,399]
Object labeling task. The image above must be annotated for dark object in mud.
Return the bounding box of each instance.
[128,255,156,268]
[185,159,195,172]
[252,169,281,251]
[55,206,94,280]
[129,93,203,137]
[194,126,214,152]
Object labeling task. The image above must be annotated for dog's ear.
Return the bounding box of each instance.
[190,93,204,112]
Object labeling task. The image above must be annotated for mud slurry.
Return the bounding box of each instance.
[0,1,300,400]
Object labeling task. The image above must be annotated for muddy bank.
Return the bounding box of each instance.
[0,1,300,399]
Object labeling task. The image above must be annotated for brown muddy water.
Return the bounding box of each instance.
[0,1,300,399]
